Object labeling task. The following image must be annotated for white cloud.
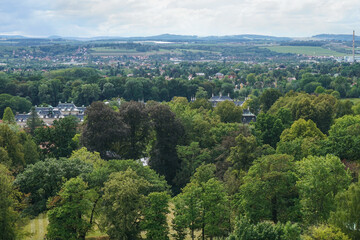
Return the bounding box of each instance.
[0,0,360,37]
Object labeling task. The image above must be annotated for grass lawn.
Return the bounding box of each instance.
[23,213,48,240]
[22,204,200,240]
[263,46,347,57]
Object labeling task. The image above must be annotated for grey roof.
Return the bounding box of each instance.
[209,95,233,101]
[15,102,87,125]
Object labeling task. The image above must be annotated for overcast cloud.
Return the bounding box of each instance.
[0,0,359,37]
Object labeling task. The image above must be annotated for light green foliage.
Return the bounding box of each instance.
[101,169,149,240]
[0,164,23,240]
[303,225,350,240]
[195,87,208,99]
[244,95,260,115]
[168,97,214,148]
[328,115,360,161]
[47,177,93,240]
[173,164,230,240]
[330,182,360,239]
[296,155,351,225]
[2,107,15,124]
[280,119,325,141]
[269,92,336,133]
[214,100,243,123]
[352,102,360,115]
[174,142,211,189]
[70,147,104,167]
[228,218,301,240]
[15,158,92,215]
[0,124,25,168]
[142,192,170,240]
[238,154,300,223]
[315,86,325,94]
[86,159,169,194]
[277,119,327,160]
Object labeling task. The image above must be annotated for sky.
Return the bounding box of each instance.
[0,0,359,38]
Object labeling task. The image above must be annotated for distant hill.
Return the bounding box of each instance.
[313,34,360,41]
[60,34,292,42]
[0,35,27,39]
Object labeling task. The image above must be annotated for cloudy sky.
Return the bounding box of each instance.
[0,0,359,38]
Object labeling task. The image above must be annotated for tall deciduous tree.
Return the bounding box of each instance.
[148,103,184,187]
[15,158,92,215]
[35,116,78,158]
[296,155,351,225]
[172,164,230,240]
[255,113,284,148]
[238,154,300,223]
[25,107,43,136]
[81,101,129,158]
[117,101,151,160]
[330,181,360,239]
[0,164,23,240]
[102,169,149,240]
[259,88,282,113]
[47,177,93,240]
[142,192,170,240]
[2,107,15,124]
[214,100,242,123]
[328,115,360,161]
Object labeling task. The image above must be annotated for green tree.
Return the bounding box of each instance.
[195,87,208,99]
[276,119,326,160]
[238,154,300,223]
[15,158,92,215]
[174,142,211,189]
[101,169,149,240]
[228,218,301,240]
[117,101,151,160]
[330,182,360,239]
[255,113,284,148]
[214,100,242,123]
[328,115,360,161]
[0,124,24,168]
[173,164,230,240]
[47,177,93,240]
[25,107,43,136]
[142,192,170,240]
[303,225,350,240]
[296,155,351,225]
[228,134,259,170]
[35,116,79,158]
[148,103,184,187]
[259,88,282,112]
[81,101,129,158]
[0,164,23,240]
[2,107,15,124]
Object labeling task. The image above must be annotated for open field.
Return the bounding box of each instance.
[263,46,347,57]
[23,213,48,240]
